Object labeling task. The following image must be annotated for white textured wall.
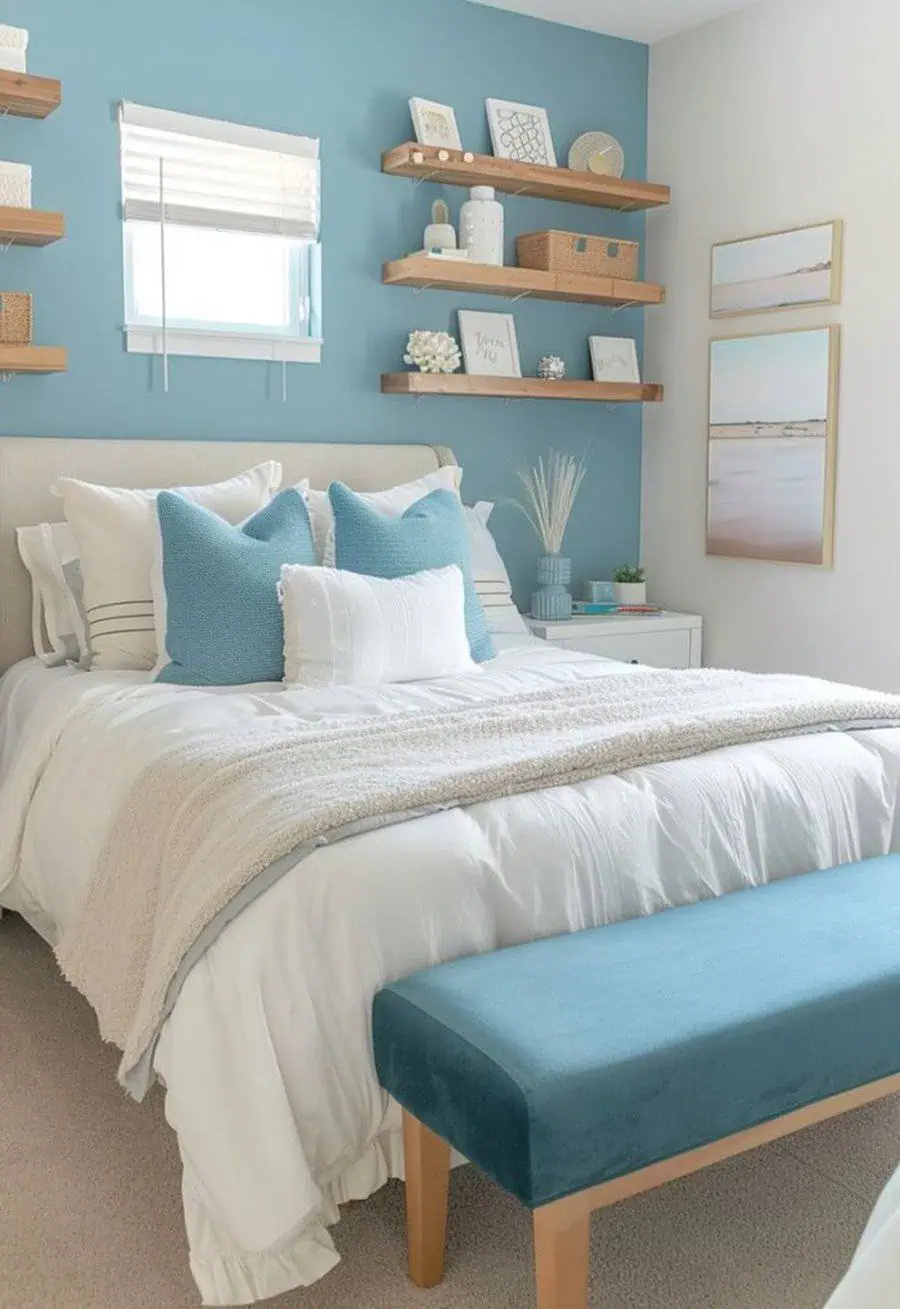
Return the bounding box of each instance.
[644,0,900,689]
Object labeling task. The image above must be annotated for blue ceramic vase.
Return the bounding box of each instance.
[532,553,572,621]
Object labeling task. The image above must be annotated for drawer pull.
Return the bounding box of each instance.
[630,659,640,665]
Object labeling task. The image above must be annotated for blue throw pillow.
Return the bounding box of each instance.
[329,484,495,663]
[156,488,316,686]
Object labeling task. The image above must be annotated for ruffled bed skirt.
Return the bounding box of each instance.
[183,1126,408,1305]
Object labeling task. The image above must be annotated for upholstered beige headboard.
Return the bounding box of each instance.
[0,437,456,672]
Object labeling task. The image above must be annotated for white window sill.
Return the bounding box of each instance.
[124,326,322,364]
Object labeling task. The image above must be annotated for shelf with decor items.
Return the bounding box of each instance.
[0,345,67,374]
[382,254,664,308]
[381,373,662,403]
[382,142,670,211]
[0,205,64,246]
[0,69,61,118]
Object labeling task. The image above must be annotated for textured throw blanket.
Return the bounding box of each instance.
[55,667,900,1098]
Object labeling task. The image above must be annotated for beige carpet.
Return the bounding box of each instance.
[1,909,896,1309]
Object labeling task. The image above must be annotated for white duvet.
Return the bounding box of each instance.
[3,641,900,1306]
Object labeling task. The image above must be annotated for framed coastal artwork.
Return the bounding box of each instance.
[706,326,841,567]
[458,310,521,377]
[710,221,843,317]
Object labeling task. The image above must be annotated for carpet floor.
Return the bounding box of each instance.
[1,909,895,1309]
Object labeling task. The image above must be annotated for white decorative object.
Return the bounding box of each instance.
[403,329,462,375]
[0,162,31,209]
[0,24,27,73]
[459,186,504,266]
[486,98,556,167]
[568,132,625,178]
[424,199,457,255]
[538,354,566,381]
[589,336,640,384]
[458,310,521,377]
[280,563,474,688]
[409,98,462,150]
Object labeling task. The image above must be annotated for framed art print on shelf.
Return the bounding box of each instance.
[409,98,462,151]
[589,336,640,384]
[458,310,521,377]
[710,220,843,317]
[485,99,556,167]
[707,325,840,568]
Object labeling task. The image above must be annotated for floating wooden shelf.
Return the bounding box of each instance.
[0,206,65,246]
[383,254,664,308]
[382,373,663,403]
[0,345,67,374]
[0,70,61,118]
[382,143,670,211]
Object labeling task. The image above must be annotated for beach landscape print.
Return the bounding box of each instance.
[711,222,842,316]
[707,327,840,566]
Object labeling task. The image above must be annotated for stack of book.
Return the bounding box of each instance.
[571,601,663,616]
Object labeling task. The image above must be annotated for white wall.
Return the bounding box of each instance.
[644,0,900,689]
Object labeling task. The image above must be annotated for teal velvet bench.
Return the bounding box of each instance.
[372,855,900,1308]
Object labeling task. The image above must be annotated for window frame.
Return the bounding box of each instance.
[119,103,322,366]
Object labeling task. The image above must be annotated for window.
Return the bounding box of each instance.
[119,103,321,365]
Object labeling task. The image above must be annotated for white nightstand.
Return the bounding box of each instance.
[527,611,703,669]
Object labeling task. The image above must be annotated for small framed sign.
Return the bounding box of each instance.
[458,310,521,377]
[589,336,640,384]
[409,98,462,151]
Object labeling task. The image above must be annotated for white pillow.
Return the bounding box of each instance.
[16,523,90,666]
[280,563,475,688]
[464,502,529,636]
[305,465,463,564]
[52,462,283,671]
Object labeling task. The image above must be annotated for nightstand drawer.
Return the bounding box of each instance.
[561,628,693,669]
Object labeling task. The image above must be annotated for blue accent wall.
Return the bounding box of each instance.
[1,0,649,601]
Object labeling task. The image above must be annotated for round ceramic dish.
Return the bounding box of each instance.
[567,131,625,178]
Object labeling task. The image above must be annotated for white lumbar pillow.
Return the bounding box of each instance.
[305,465,462,564]
[280,563,476,688]
[52,462,283,671]
[464,502,528,635]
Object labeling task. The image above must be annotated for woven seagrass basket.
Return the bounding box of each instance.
[0,292,33,345]
[516,230,639,280]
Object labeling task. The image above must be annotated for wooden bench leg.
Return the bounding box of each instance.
[403,1110,451,1288]
[534,1203,590,1309]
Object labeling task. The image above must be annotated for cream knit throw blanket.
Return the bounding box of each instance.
[55,667,900,1097]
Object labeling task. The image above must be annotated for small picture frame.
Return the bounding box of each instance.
[458,310,521,378]
[486,98,556,168]
[589,336,640,384]
[409,98,462,151]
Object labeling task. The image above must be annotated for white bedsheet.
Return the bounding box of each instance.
[3,647,900,1305]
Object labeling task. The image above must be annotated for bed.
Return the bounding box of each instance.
[2,437,900,1307]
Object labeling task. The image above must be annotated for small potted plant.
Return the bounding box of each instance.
[613,564,646,606]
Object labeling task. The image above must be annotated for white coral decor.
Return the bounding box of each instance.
[403,329,461,375]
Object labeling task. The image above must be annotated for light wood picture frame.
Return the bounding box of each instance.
[409,98,462,151]
[458,310,521,378]
[710,220,843,318]
[706,325,841,567]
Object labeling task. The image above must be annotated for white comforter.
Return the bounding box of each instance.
[3,642,900,1306]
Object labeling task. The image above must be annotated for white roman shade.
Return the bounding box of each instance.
[119,102,320,239]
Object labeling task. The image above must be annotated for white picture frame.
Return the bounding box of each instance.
[409,98,462,151]
[458,310,521,378]
[589,336,640,384]
[485,98,556,168]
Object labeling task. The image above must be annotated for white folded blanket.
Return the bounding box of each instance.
[54,666,900,1099]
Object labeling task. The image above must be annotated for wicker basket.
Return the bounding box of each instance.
[516,230,639,280]
[0,292,33,345]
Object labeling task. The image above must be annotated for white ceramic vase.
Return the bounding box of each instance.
[459,186,504,265]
